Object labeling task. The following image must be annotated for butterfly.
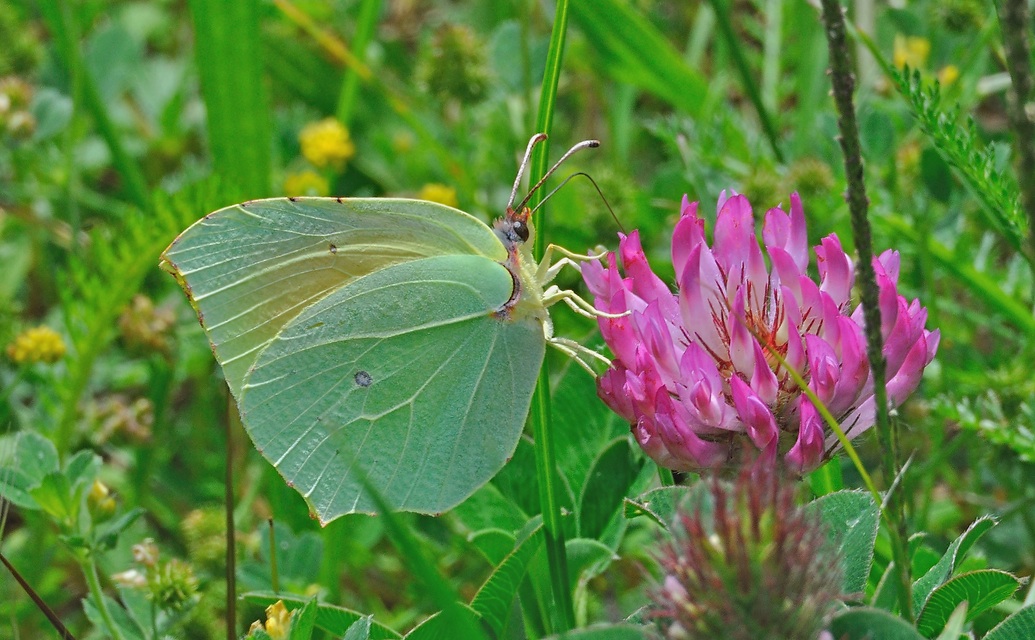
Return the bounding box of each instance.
[160,134,608,521]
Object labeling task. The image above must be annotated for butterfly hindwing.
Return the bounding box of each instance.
[238,254,546,518]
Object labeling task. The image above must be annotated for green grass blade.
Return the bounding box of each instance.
[189,0,272,198]
[528,0,576,633]
[336,0,382,124]
[707,0,784,161]
[571,0,708,119]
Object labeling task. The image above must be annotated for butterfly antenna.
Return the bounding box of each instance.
[515,139,601,213]
[508,133,549,210]
[531,171,626,234]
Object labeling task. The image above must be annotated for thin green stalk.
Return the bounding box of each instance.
[527,0,575,633]
[818,0,912,622]
[995,0,1035,280]
[81,554,127,640]
[707,0,784,162]
[226,399,239,640]
[335,0,382,125]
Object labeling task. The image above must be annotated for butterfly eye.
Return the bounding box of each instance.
[513,220,529,242]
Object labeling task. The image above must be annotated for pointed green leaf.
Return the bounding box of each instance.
[344,616,374,640]
[579,437,643,540]
[913,516,997,613]
[470,527,544,637]
[289,597,319,640]
[983,604,1035,640]
[917,570,1021,638]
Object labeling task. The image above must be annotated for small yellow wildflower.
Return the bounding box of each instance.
[417,183,458,208]
[299,118,355,169]
[88,479,116,518]
[894,34,931,70]
[938,65,960,86]
[248,600,292,639]
[5,325,65,364]
[283,170,330,197]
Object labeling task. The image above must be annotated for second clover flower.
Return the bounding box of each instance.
[582,192,939,473]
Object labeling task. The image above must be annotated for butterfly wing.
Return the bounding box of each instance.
[161,197,545,519]
[160,197,508,397]
[239,254,545,519]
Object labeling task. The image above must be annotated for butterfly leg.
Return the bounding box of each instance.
[542,286,628,320]
[536,243,608,285]
[547,336,611,376]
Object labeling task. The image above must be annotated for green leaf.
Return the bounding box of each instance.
[553,365,625,500]
[623,486,690,529]
[470,527,544,638]
[289,597,319,640]
[913,517,997,613]
[82,594,146,640]
[983,604,1035,640]
[916,570,1021,637]
[0,431,59,509]
[806,490,880,596]
[96,508,146,550]
[565,538,617,590]
[827,607,927,639]
[242,593,401,639]
[343,616,374,640]
[401,605,482,640]
[29,472,74,522]
[578,437,643,540]
[468,529,518,566]
[933,602,968,640]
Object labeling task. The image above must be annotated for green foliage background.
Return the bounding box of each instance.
[1,0,1034,638]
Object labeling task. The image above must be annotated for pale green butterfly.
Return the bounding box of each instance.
[160,134,607,522]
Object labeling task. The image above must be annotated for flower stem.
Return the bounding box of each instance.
[995,0,1035,271]
[81,552,128,640]
[818,0,913,622]
[527,0,576,633]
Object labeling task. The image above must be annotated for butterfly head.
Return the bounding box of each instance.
[493,206,533,248]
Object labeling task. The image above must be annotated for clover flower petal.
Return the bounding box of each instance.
[584,192,939,472]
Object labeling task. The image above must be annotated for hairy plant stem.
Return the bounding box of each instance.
[818,0,913,623]
[995,0,1035,271]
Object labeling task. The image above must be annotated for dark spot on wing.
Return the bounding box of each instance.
[288,196,298,202]
[329,244,337,254]
[336,196,344,203]
[354,371,373,387]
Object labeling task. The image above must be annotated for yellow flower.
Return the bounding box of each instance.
[894,34,931,70]
[88,479,116,518]
[263,600,293,639]
[938,64,960,86]
[5,325,65,364]
[417,183,458,208]
[283,170,330,197]
[298,118,355,169]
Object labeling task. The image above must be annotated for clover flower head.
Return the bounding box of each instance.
[298,118,355,169]
[417,182,459,208]
[582,192,939,473]
[6,325,66,364]
[283,169,330,197]
[650,462,843,639]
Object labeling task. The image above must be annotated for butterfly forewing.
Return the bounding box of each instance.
[160,198,509,397]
